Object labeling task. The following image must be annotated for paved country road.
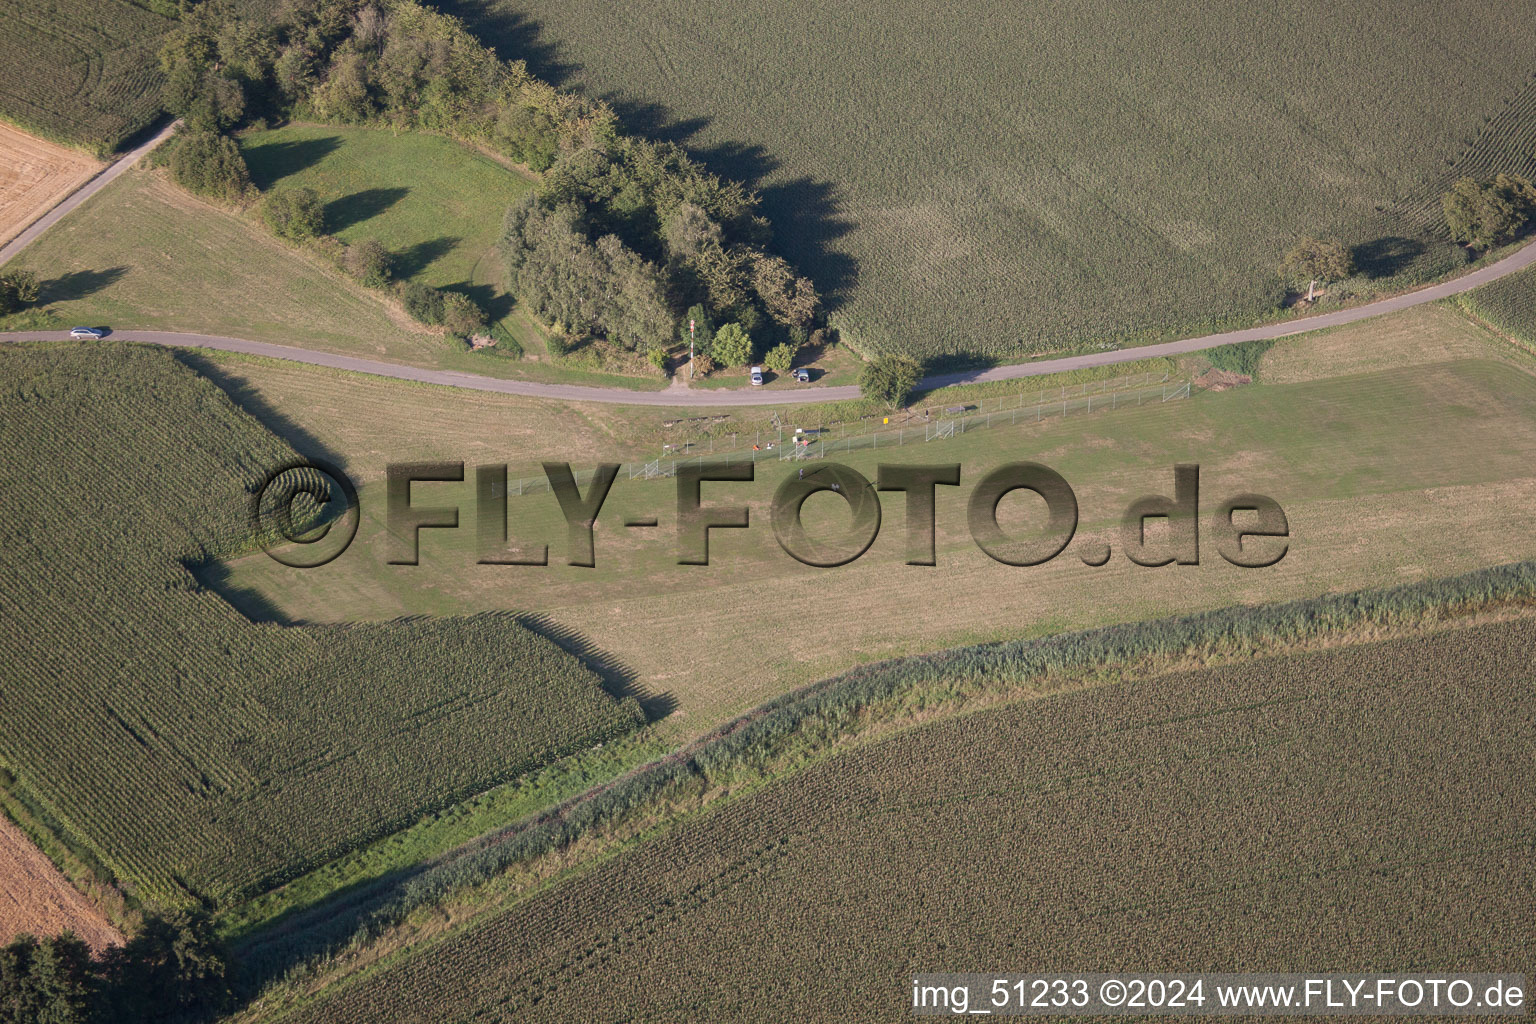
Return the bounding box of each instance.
[2,115,1534,406]
[0,120,180,268]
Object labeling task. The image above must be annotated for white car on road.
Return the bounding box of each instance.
[69,327,105,339]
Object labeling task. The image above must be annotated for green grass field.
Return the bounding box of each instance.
[268,613,1536,1022]
[0,342,642,910]
[240,122,532,296]
[445,0,1536,363]
[0,0,172,153]
[8,167,448,359]
[215,303,1536,742]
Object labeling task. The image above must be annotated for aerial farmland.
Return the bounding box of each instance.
[0,1,1533,1022]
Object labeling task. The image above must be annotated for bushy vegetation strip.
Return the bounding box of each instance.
[235,556,1536,994]
[156,0,821,363]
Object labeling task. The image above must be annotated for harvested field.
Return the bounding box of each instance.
[0,121,101,248]
[0,816,120,951]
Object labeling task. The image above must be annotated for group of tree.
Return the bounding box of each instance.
[152,0,819,359]
[1443,172,1536,250]
[0,270,40,316]
[0,910,230,1024]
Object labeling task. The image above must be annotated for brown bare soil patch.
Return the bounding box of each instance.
[0,815,120,949]
[1194,367,1251,390]
[0,122,101,248]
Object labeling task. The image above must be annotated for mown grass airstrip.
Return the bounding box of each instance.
[217,301,1536,738]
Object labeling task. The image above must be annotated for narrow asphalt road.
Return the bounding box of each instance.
[7,234,1535,407]
[1,113,1532,407]
[0,120,180,267]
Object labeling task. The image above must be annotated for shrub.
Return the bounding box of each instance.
[647,347,668,372]
[763,342,795,373]
[398,281,446,326]
[166,130,252,203]
[441,292,488,338]
[711,322,752,367]
[343,239,392,289]
[263,187,325,241]
[859,355,922,408]
[1206,339,1274,378]
[691,352,716,376]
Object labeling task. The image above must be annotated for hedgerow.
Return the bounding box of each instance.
[236,554,1536,986]
[275,613,1536,1022]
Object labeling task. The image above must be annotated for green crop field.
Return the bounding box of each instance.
[1459,262,1536,351]
[216,303,1536,736]
[267,613,1536,1022]
[0,0,173,153]
[0,341,642,910]
[446,0,1536,363]
[240,122,533,299]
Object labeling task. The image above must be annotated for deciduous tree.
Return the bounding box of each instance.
[764,342,795,373]
[711,322,753,367]
[1443,173,1536,250]
[860,355,922,408]
[1280,236,1354,301]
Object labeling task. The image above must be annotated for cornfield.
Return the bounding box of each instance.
[456,0,1536,362]
[280,613,1536,1022]
[1459,263,1536,351]
[0,0,174,154]
[0,342,643,908]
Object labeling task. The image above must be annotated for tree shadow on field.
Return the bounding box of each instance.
[173,351,346,480]
[324,187,410,234]
[455,280,514,323]
[187,560,293,624]
[429,0,574,85]
[395,236,461,279]
[513,612,678,723]
[595,92,863,313]
[242,134,343,191]
[1352,235,1427,279]
[39,266,129,303]
[758,176,860,313]
[603,94,711,150]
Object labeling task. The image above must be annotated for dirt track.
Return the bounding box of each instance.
[0,815,121,949]
[0,123,101,250]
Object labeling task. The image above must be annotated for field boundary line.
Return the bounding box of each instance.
[0,118,179,268]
